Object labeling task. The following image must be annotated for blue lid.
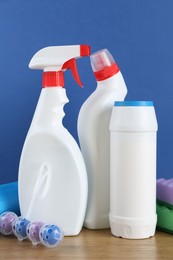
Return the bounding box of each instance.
[114,101,153,107]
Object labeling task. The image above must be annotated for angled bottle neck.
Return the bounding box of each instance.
[96,71,128,99]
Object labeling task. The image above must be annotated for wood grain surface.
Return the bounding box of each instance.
[0,229,172,259]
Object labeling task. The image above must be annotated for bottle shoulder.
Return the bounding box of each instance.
[79,88,116,121]
[80,81,126,110]
[25,128,79,152]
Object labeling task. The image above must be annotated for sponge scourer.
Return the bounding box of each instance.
[157,178,173,234]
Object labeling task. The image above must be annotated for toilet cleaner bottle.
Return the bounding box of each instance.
[77,49,127,229]
[18,45,90,236]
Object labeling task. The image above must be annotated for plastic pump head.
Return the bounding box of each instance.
[90,49,120,81]
[29,45,90,88]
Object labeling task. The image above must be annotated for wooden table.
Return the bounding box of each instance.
[0,228,172,259]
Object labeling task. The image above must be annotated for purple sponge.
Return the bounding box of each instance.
[157,178,173,205]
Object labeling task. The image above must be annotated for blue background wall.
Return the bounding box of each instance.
[0,0,172,183]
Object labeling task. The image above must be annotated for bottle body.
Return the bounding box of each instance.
[78,73,127,229]
[18,88,88,236]
[109,101,158,239]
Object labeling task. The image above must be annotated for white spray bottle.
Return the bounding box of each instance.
[18,45,90,236]
[78,49,127,229]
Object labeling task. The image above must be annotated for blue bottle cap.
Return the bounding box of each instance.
[114,101,153,107]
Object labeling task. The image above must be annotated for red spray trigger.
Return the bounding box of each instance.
[62,58,83,87]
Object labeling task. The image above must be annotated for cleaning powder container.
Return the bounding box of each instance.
[109,101,158,239]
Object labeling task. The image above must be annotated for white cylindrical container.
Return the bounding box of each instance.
[109,101,158,239]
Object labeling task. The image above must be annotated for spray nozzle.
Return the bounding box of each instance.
[29,45,90,88]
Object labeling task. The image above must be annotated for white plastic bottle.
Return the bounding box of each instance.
[109,101,158,239]
[77,49,127,229]
[18,45,90,236]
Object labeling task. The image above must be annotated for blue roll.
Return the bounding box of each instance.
[0,182,20,215]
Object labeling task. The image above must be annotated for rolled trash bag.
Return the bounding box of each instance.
[0,182,20,215]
